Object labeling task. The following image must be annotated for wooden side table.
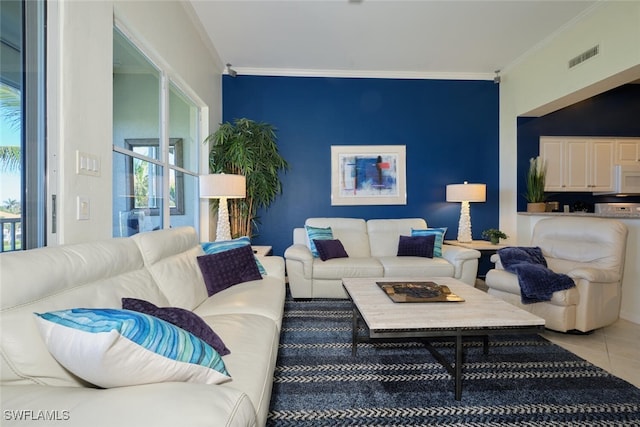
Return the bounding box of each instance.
[444,240,507,280]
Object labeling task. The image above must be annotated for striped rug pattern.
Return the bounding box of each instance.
[267,297,640,426]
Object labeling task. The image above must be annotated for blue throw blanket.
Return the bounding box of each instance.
[497,246,575,304]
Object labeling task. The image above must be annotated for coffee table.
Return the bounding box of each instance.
[342,277,545,400]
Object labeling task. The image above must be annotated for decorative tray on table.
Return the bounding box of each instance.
[376,281,465,303]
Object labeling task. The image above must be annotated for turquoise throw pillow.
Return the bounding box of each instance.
[305,225,334,258]
[34,308,230,388]
[201,236,266,275]
[411,227,448,257]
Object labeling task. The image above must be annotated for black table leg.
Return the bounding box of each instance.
[455,333,463,401]
[352,306,358,357]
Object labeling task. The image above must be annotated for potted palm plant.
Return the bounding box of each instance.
[524,156,547,212]
[204,118,289,238]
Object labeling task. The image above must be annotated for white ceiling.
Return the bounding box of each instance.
[188,0,598,79]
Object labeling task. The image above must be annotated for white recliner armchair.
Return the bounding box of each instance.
[485,217,628,333]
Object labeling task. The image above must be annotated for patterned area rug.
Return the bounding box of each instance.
[267,296,640,426]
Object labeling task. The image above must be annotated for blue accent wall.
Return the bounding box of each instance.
[222,76,499,256]
[517,84,640,212]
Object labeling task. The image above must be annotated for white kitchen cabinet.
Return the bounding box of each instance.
[540,137,614,192]
[615,139,640,165]
[539,138,564,191]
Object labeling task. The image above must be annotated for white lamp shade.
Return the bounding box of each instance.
[446,182,486,202]
[199,174,246,199]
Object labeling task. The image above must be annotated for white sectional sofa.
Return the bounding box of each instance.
[285,218,481,299]
[0,227,286,427]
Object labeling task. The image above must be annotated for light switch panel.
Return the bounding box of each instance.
[76,151,100,176]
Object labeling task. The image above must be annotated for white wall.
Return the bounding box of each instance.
[499,1,640,322]
[509,1,640,117]
[49,0,222,244]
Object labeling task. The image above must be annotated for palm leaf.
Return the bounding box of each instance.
[204,118,289,238]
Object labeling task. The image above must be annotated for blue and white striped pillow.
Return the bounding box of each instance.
[305,225,334,258]
[411,227,448,257]
[34,308,230,388]
[201,236,266,275]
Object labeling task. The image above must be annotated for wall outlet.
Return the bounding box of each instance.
[77,196,90,220]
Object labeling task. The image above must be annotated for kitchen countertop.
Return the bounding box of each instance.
[518,211,640,219]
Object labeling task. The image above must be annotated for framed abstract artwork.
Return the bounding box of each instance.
[331,145,406,206]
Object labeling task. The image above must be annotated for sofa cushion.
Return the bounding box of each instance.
[397,235,435,258]
[378,255,455,277]
[203,313,280,427]
[195,276,286,331]
[34,308,230,388]
[485,269,580,307]
[201,236,266,275]
[122,298,230,356]
[133,227,208,310]
[305,225,334,257]
[367,218,428,257]
[314,239,349,261]
[306,218,371,258]
[411,227,448,257]
[531,217,627,272]
[197,245,263,296]
[312,257,384,280]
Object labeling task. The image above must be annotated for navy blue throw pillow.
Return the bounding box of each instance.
[313,239,349,261]
[122,297,230,356]
[397,235,436,258]
[197,244,262,296]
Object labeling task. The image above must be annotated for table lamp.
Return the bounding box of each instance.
[199,173,246,241]
[446,181,486,243]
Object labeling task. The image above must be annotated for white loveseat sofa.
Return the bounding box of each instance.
[0,227,286,427]
[285,218,481,299]
[485,217,628,333]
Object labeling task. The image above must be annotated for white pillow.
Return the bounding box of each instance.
[34,308,231,388]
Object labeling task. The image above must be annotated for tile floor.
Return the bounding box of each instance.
[474,279,640,388]
[541,318,640,388]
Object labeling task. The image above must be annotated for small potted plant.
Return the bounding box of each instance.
[524,156,547,212]
[482,228,508,245]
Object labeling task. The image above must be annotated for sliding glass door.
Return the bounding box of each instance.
[0,0,46,251]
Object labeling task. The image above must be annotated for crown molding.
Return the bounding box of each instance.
[224,67,494,81]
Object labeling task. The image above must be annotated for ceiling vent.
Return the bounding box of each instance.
[569,45,599,69]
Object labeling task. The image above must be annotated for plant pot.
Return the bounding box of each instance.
[490,236,500,245]
[527,202,546,213]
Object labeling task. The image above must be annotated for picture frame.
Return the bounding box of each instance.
[331,145,406,206]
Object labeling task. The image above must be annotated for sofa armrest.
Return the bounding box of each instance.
[441,244,481,263]
[284,244,313,277]
[489,253,504,270]
[284,244,315,298]
[441,245,481,286]
[567,268,620,283]
[0,383,256,427]
[259,255,286,280]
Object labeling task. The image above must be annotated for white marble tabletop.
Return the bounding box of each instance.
[342,277,545,331]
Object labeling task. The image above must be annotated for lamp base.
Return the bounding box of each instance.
[457,200,472,243]
[215,197,232,241]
